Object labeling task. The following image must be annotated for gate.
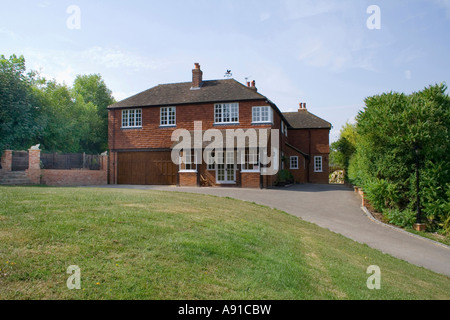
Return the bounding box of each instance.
[12,151,29,171]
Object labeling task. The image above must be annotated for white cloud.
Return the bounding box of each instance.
[81,47,169,70]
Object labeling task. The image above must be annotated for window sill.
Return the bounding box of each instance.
[251,122,273,125]
[213,123,240,126]
[241,170,260,173]
[121,127,142,130]
[159,125,177,128]
[179,170,197,173]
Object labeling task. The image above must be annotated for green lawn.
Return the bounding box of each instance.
[0,186,448,300]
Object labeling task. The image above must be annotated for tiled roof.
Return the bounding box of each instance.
[283,111,332,129]
[108,79,268,109]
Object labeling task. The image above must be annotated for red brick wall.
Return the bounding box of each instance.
[1,150,12,171]
[41,154,108,186]
[179,171,197,187]
[284,149,307,184]
[241,172,260,188]
[109,100,283,188]
[108,100,274,151]
[41,169,107,186]
[309,154,330,184]
[288,128,330,184]
[26,149,41,184]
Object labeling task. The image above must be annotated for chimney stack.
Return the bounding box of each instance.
[250,80,257,91]
[191,63,203,89]
[298,102,307,112]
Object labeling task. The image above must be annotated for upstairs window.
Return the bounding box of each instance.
[160,107,176,126]
[122,109,142,128]
[215,103,239,124]
[252,106,273,124]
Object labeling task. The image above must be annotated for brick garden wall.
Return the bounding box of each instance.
[1,148,107,186]
[41,168,107,187]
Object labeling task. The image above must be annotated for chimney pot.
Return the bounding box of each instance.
[298,102,307,112]
[247,81,251,87]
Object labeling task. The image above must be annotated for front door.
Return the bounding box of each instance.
[216,151,236,184]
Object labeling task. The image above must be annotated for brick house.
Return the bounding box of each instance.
[108,63,331,188]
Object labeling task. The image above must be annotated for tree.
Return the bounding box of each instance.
[72,74,115,153]
[330,122,357,181]
[0,55,44,151]
[0,54,116,155]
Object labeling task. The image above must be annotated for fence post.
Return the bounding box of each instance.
[27,145,41,184]
[1,150,13,172]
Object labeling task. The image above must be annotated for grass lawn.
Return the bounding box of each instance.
[0,186,449,300]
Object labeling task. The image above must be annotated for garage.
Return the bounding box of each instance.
[117,151,177,185]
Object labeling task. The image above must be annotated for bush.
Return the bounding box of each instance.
[363,178,401,212]
[383,208,416,228]
[277,169,294,184]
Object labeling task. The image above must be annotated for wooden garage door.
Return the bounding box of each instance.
[117,151,177,185]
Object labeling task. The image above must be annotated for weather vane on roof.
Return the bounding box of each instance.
[224,70,232,79]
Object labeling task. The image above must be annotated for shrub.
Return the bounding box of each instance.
[363,178,401,212]
[277,169,294,184]
[383,208,416,228]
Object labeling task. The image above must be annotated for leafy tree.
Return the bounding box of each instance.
[0,55,44,151]
[1,54,115,154]
[72,74,115,152]
[330,122,357,181]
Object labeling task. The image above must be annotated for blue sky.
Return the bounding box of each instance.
[1,0,449,142]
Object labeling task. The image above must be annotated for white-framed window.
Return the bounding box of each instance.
[122,109,142,128]
[160,107,176,126]
[281,121,284,134]
[179,151,197,172]
[314,156,323,172]
[214,103,239,124]
[290,156,299,169]
[252,106,273,124]
[284,123,288,137]
[241,148,259,172]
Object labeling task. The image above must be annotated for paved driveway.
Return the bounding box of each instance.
[95,184,450,277]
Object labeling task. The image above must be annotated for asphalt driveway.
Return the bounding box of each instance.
[95,183,450,277]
